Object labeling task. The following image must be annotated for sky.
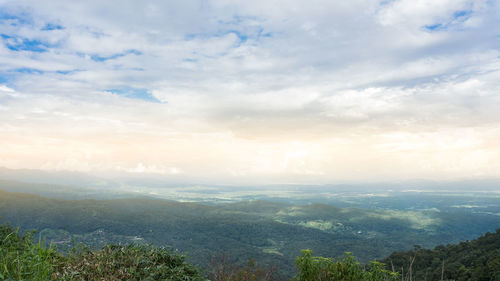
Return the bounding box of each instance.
[0,0,500,185]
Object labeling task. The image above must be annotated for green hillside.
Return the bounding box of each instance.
[1,221,499,280]
[0,222,206,281]
[383,229,500,281]
[0,189,499,277]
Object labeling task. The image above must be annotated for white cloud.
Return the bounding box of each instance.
[0,0,500,183]
[377,0,472,26]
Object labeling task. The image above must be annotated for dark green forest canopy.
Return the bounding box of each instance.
[1,222,499,280]
[0,223,206,280]
[383,229,500,281]
[0,189,499,277]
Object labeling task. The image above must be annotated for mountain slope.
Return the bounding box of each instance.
[383,229,500,281]
[0,189,499,276]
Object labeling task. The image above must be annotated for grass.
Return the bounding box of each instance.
[6,220,492,281]
[0,224,58,280]
[0,223,206,281]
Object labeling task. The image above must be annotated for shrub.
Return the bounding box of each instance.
[294,250,399,281]
[0,223,59,280]
[0,223,206,281]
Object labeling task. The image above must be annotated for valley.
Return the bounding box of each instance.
[1,186,498,277]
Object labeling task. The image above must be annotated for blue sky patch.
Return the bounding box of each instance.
[42,23,64,31]
[423,9,473,32]
[424,24,443,31]
[228,30,247,43]
[453,10,472,19]
[1,34,52,52]
[0,71,16,84]
[184,33,198,40]
[256,27,272,39]
[0,9,32,26]
[379,0,396,6]
[56,69,82,75]
[106,87,162,103]
[10,68,44,74]
[91,49,142,62]
[260,32,272,38]
[56,70,72,75]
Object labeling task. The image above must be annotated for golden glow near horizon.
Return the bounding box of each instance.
[1,0,500,184]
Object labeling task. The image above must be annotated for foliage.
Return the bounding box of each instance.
[293,250,399,281]
[208,255,283,281]
[0,222,60,280]
[0,223,206,281]
[1,189,500,279]
[55,244,206,281]
[1,219,499,281]
[1,189,499,277]
[383,229,500,281]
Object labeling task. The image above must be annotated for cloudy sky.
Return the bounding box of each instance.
[0,0,499,184]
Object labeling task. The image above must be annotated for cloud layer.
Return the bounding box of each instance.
[0,0,500,184]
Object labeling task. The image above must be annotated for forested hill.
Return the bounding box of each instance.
[383,229,500,281]
[0,188,499,277]
[1,220,499,280]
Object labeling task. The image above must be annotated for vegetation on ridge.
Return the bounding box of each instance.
[2,221,499,280]
[383,229,500,281]
[0,223,205,280]
[294,250,398,281]
[1,189,499,276]
[0,222,397,280]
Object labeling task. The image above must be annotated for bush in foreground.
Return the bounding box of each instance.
[0,223,206,281]
[0,223,59,280]
[55,244,205,281]
[293,250,399,281]
[8,222,496,281]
